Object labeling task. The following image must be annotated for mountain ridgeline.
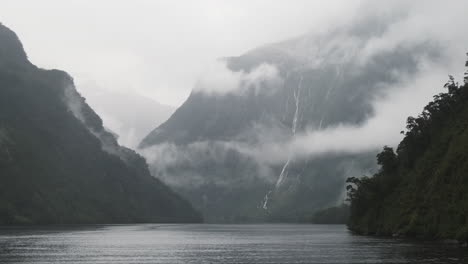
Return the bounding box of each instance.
[0,23,201,224]
[139,17,444,222]
[347,58,468,240]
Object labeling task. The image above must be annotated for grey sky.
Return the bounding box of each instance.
[1,0,361,106]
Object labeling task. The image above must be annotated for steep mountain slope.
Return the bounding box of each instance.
[78,83,175,148]
[0,23,201,224]
[140,17,443,222]
[347,61,468,241]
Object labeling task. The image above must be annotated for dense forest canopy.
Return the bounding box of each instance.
[347,54,468,241]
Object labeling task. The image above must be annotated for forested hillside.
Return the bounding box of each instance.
[0,23,201,224]
[347,56,468,241]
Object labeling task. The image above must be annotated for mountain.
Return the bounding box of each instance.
[347,60,468,241]
[78,83,175,148]
[139,16,444,223]
[0,23,201,224]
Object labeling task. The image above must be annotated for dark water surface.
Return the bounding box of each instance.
[0,224,467,263]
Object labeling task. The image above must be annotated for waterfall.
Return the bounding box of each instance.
[263,74,303,209]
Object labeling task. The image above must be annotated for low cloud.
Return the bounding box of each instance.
[245,63,457,164]
[139,59,457,189]
[137,0,468,191]
[63,83,133,162]
[139,141,276,187]
[194,61,282,95]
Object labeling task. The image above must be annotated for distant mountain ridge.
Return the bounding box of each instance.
[0,23,201,224]
[79,84,175,148]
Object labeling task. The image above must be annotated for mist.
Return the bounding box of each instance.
[4,0,468,257]
[3,0,468,206]
[248,63,459,165]
[194,62,282,95]
[139,0,468,173]
[3,0,466,152]
[0,0,361,106]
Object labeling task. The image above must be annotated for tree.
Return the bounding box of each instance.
[464,53,468,85]
[444,75,459,95]
[376,146,398,172]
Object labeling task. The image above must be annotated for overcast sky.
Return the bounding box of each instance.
[1,0,363,106]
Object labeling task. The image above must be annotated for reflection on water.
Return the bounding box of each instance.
[0,224,466,263]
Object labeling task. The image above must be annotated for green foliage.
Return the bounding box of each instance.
[347,55,468,241]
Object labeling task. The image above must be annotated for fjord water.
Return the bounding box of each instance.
[0,224,466,264]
